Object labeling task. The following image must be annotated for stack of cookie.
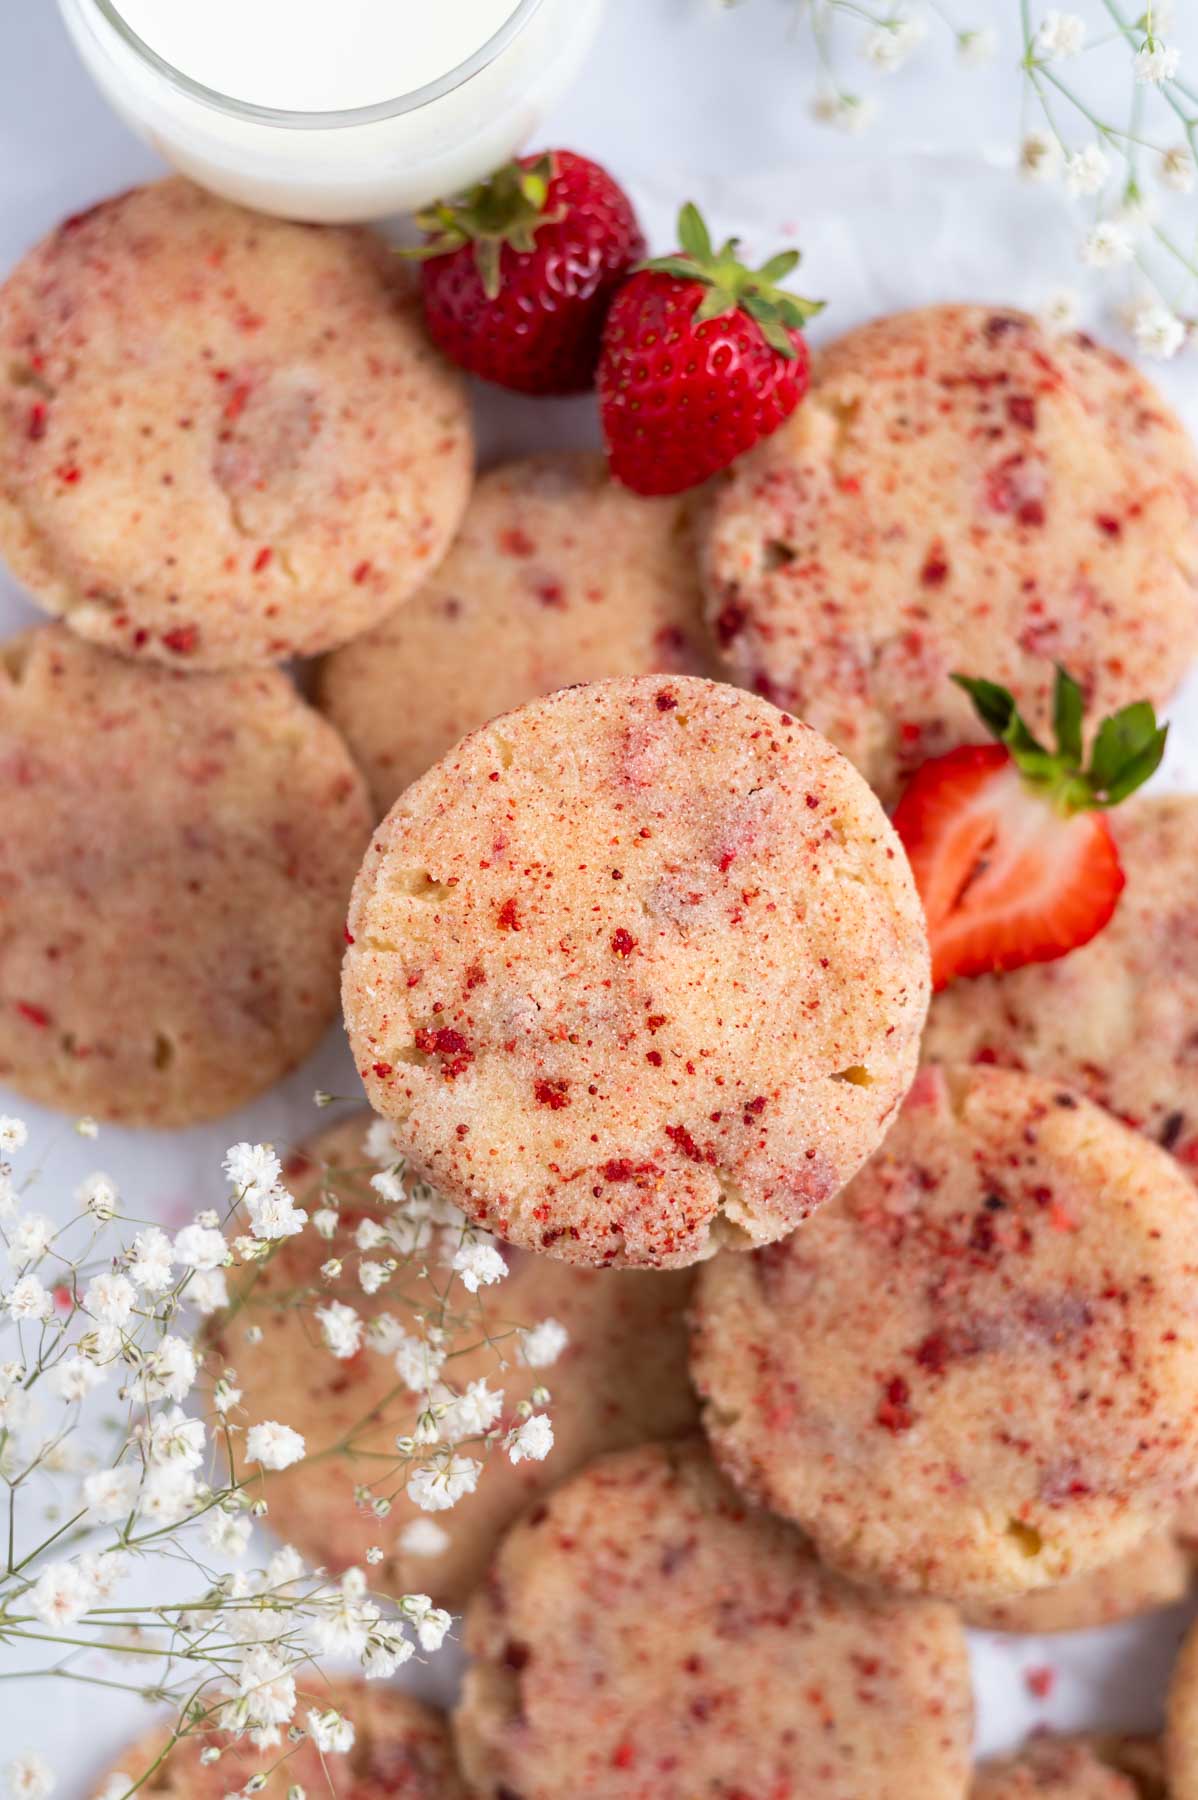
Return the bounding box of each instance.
[5,179,1198,1799]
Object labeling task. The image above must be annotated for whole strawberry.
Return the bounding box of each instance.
[411,150,645,395]
[598,204,823,497]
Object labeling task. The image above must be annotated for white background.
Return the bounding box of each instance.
[2,0,1198,1791]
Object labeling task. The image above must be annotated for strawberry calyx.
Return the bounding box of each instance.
[639,203,824,360]
[953,667,1168,816]
[408,154,564,300]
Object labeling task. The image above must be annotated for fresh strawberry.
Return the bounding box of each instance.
[410,150,644,395]
[597,203,822,497]
[893,669,1167,990]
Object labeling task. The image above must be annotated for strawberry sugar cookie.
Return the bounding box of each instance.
[90,1682,466,1799]
[973,1737,1165,1800]
[0,625,371,1125]
[691,1065,1198,1601]
[700,305,1198,802]
[342,676,930,1268]
[925,796,1198,1167]
[315,453,715,817]
[964,1527,1191,1633]
[213,1114,699,1609]
[453,1438,973,1800]
[0,179,472,668]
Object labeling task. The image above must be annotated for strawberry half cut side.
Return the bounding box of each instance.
[893,669,1168,991]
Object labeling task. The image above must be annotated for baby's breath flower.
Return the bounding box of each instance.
[246,1421,306,1471]
[81,1463,140,1523]
[137,1463,198,1525]
[75,1116,99,1140]
[1131,301,1187,358]
[128,1334,197,1403]
[811,91,876,134]
[1135,39,1181,83]
[506,1414,554,1465]
[406,1454,480,1513]
[440,1378,504,1442]
[1080,220,1135,267]
[6,1214,55,1271]
[519,1318,568,1368]
[48,1355,106,1403]
[213,1375,242,1415]
[83,1271,135,1326]
[1159,144,1195,193]
[223,1143,282,1199]
[5,1753,53,1800]
[957,26,997,65]
[358,1261,389,1295]
[142,1406,206,1469]
[315,1301,363,1359]
[306,1710,354,1756]
[1019,130,1062,183]
[405,1594,453,1652]
[265,1544,305,1588]
[0,1117,28,1156]
[398,1517,449,1558]
[246,1185,307,1242]
[222,1646,297,1732]
[312,1208,339,1240]
[1033,10,1086,60]
[1064,143,1110,197]
[75,1173,117,1220]
[354,1219,387,1251]
[365,1545,383,1564]
[862,10,927,72]
[201,1508,253,1559]
[188,1267,229,1314]
[76,1549,127,1600]
[5,1274,53,1323]
[362,1620,413,1679]
[369,1170,406,1206]
[0,1167,15,1222]
[174,1222,227,1271]
[27,1560,93,1628]
[365,1118,400,1165]
[126,1227,174,1294]
[319,1258,343,1282]
[451,1238,507,1294]
[393,1332,446,1392]
[93,1775,128,1800]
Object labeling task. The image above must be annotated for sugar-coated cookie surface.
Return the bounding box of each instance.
[316,453,715,816]
[700,305,1198,801]
[692,1065,1198,1600]
[964,1529,1191,1633]
[0,179,472,668]
[90,1683,466,1799]
[343,676,930,1268]
[926,796,1198,1166]
[0,625,371,1125]
[973,1737,1165,1799]
[454,1439,973,1800]
[214,1115,698,1608]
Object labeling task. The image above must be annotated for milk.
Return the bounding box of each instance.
[58,0,603,221]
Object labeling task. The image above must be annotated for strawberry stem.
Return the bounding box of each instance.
[952,667,1167,814]
[405,153,563,301]
[639,204,824,359]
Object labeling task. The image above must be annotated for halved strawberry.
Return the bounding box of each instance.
[893,670,1167,990]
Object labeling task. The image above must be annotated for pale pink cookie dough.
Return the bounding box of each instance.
[90,1682,466,1799]
[700,305,1198,802]
[926,796,1198,1169]
[0,625,371,1125]
[342,676,930,1269]
[315,453,716,816]
[454,1439,973,1800]
[215,1114,699,1609]
[0,179,472,668]
[973,1737,1165,1800]
[692,1065,1198,1601]
[964,1528,1191,1633]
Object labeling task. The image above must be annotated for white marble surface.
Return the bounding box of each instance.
[2,1,1198,1791]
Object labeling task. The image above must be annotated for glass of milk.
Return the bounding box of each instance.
[57,0,604,221]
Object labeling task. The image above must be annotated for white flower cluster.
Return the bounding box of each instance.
[0,1115,567,1799]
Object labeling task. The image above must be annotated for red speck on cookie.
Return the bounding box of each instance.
[876,1375,915,1433]
[611,928,637,957]
[534,1078,570,1110]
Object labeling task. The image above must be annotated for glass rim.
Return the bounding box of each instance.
[85,0,545,128]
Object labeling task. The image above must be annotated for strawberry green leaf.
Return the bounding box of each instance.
[1052,666,1084,769]
[1097,726,1168,805]
[757,250,802,283]
[952,675,1020,742]
[639,205,823,359]
[1090,701,1161,791]
[677,202,713,263]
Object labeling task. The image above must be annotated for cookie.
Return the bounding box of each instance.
[700,304,1198,802]
[315,453,716,816]
[343,675,930,1268]
[0,625,371,1125]
[91,1682,465,1798]
[213,1115,699,1609]
[0,179,472,668]
[926,796,1198,1166]
[692,1064,1198,1600]
[454,1438,972,1800]
[1168,1612,1198,1799]
[964,1529,1191,1633]
[973,1737,1165,1799]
